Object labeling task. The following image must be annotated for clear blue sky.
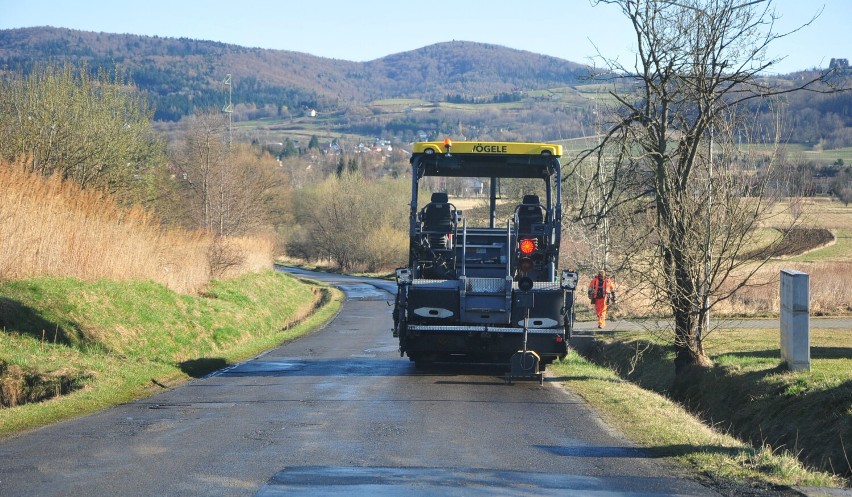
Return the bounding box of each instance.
[0,0,847,75]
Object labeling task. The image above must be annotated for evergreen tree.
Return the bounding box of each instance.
[281,138,298,157]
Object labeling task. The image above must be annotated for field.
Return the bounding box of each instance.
[781,144,852,165]
[793,199,852,263]
[718,198,852,315]
[230,113,349,147]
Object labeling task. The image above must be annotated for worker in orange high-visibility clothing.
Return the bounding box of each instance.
[588,269,616,328]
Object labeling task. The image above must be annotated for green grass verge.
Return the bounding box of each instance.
[552,328,850,489]
[0,270,342,438]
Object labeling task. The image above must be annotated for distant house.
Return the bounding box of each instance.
[321,142,341,155]
[463,178,485,196]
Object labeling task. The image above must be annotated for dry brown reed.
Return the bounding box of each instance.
[212,235,275,279]
[720,261,852,316]
[0,161,272,293]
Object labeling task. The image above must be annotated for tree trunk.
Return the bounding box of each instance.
[671,237,712,375]
[673,311,713,374]
[674,323,711,374]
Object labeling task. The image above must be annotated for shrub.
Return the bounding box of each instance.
[287,173,409,272]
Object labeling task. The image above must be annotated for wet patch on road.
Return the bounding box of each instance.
[362,345,399,354]
[133,401,238,411]
[218,361,306,375]
[336,284,389,300]
[255,466,717,496]
[210,358,410,378]
[536,444,656,458]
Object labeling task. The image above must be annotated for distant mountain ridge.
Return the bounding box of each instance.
[0,27,589,121]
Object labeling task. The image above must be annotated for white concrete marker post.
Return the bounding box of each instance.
[780,269,810,371]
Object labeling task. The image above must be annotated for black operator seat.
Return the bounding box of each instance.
[422,192,453,232]
[516,194,545,233]
[421,192,455,249]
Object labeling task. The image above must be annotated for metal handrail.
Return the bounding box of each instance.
[506,219,512,280]
[461,217,467,277]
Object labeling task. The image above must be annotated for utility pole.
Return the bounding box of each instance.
[702,119,712,344]
[220,74,233,237]
[223,74,233,150]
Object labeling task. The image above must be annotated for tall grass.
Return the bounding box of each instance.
[578,261,852,319]
[720,262,852,316]
[0,161,272,293]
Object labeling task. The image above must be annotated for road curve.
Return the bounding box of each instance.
[0,268,719,497]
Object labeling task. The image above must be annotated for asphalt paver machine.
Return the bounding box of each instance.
[392,140,579,377]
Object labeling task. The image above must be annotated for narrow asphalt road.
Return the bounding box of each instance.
[0,268,721,496]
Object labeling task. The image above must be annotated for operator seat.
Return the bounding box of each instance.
[421,192,454,249]
[516,194,544,233]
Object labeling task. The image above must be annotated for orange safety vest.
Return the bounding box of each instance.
[588,275,614,299]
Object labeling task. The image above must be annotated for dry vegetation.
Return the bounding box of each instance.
[597,259,852,318]
[286,172,410,272]
[721,199,852,316]
[0,160,273,293]
[721,261,852,316]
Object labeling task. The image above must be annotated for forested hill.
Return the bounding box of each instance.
[0,27,589,121]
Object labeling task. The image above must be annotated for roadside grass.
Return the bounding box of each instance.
[552,355,825,491]
[558,195,852,488]
[0,270,342,438]
[553,327,851,488]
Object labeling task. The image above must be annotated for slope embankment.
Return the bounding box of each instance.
[0,271,342,437]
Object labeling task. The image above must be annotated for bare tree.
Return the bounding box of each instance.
[573,0,845,373]
[170,112,284,237]
[215,143,283,236]
[172,111,227,233]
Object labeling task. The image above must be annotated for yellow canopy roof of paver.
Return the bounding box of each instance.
[413,141,562,157]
